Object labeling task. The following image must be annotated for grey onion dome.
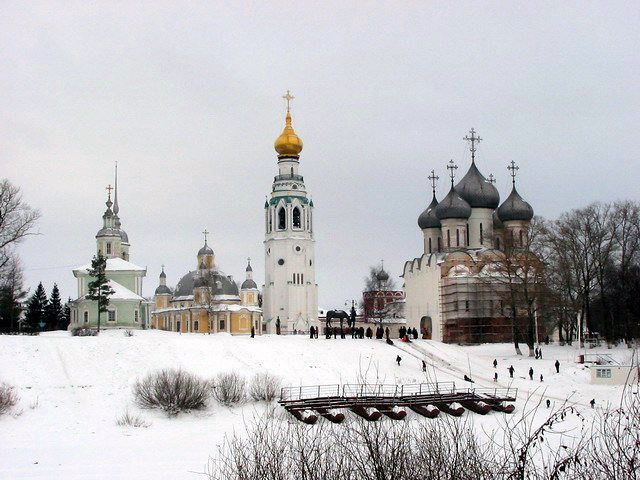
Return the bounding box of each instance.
[154,285,172,295]
[198,242,214,256]
[241,278,258,289]
[417,194,441,230]
[119,229,129,243]
[493,210,504,230]
[159,269,166,279]
[376,269,389,282]
[497,187,534,222]
[246,262,253,272]
[174,270,239,297]
[95,227,120,237]
[435,186,472,220]
[455,162,500,209]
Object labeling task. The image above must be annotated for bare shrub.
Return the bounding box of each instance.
[124,329,134,337]
[71,327,98,337]
[0,383,19,415]
[134,369,209,415]
[249,372,282,402]
[116,408,151,428]
[212,372,246,406]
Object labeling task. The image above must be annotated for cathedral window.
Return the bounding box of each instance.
[480,223,483,244]
[466,225,470,246]
[428,237,432,254]
[219,319,225,330]
[519,230,524,246]
[83,311,88,323]
[108,310,116,322]
[293,207,301,229]
[447,230,451,247]
[194,320,199,331]
[134,310,139,323]
[456,229,460,247]
[437,237,442,252]
[465,300,469,311]
[106,243,112,255]
[278,207,286,230]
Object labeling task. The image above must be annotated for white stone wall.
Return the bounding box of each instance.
[403,254,443,341]
[467,208,494,249]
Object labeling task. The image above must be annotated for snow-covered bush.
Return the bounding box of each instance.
[249,372,282,402]
[0,383,19,415]
[71,327,98,337]
[116,408,151,427]
[212,372,246,406]
[134,369,209,415]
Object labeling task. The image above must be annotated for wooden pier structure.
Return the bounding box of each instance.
[279,382,516,424]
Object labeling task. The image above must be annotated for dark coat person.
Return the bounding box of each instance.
[555,360,560,373]
[529,367,534,380]
[366,327,373,339]
[396,355,402,366]
[413,327,419,339]
[509,365,515,378]
[309,326,315,339]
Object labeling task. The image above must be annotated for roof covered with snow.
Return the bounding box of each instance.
[74,257,146,274]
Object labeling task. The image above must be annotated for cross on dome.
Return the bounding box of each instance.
[105,184,113,200]
[202,229,210,243]
[508,161,520,186]
[282,90,295,111]
[463,128,482,162]
[428,170,439,194]
[488,173,496,184]
[447,160,458,186]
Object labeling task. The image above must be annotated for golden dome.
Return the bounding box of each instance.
[274,111,303,156]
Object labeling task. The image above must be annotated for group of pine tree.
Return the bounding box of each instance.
[0,282,70,332]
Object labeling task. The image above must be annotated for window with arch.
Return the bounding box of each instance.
[437,237,442,252]
[519,230,524,246]
[456,229,460,247]
[480,223,484,244]
[278,207,286,230]
[293,207,301,229]
[447,230,451,247]
[428,237,432,254]
[106,243,112,255]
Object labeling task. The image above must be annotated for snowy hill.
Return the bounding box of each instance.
[0,331,631,479]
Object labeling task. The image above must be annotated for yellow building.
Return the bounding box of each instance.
[151,236,261,335]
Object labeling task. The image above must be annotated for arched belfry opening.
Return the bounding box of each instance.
[293,207,301,228]
[278,207,286,230]
[420,316,433,339]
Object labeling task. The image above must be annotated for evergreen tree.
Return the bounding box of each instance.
[86,254,114,332]
[25,282,48,332]
[0,255,27,332]
[44,283,64,331]
[59,297,72,331]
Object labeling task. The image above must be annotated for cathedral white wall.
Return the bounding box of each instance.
[422,228,441,255]
[467,208,494,249]
[404,255,443,342]
[440,219,468,250]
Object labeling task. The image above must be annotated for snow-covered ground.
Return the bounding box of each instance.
[0,330,632,479]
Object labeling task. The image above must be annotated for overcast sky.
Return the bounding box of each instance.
[2,1,639,308]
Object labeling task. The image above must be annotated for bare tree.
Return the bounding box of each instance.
[0,179,41,273]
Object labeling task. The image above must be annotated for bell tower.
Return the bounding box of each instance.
[262,92,319,334]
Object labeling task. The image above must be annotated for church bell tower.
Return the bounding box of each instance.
[262,91,319,334]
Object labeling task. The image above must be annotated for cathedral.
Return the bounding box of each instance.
[262,92,319,334]
[69,167,151,329]
[149,236,261,335]
[403,129,536,344]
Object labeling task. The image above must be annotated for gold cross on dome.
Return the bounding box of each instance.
[283,90,295,111]
[105,184,113,200]
[202,229,209,243]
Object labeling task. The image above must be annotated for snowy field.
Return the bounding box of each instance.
[0,330,633,479]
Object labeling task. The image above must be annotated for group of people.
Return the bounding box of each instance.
[398,326,419,341]
[491,358,561,383]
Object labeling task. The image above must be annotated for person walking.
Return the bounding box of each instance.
[251,326,255,338]
[494,372,498,382]
[396,355,402,366]
[422,360,427,372]
[540,374,544,382]
[535,347,539,359]
[493,359,498,369]
[555,360,560,373]
[509,365,515,378]
[529,367,534,380]
[590,398,596,409]
[539,348,543,359]
[546,399,551,408]
[309,326,315,339]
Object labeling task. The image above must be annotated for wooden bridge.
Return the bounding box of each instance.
[279,382,517,424]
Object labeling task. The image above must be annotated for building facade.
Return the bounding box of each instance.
[70,168,151,329]
[403,129,537,344]
[150,240,261,335]
[262,95,319,334]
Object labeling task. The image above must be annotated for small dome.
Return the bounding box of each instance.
[246,262,253,272]
[95,227,120,238]
[198,242,214,256]
[497,187,534,222]
[417,194,441,230]
[455,162,500,209]
[155,285,172,295]
[376,269,389,282]
[274,111,303,156]
[435,186,472,220]
[241,279,258,289]
[119,229,129,243]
